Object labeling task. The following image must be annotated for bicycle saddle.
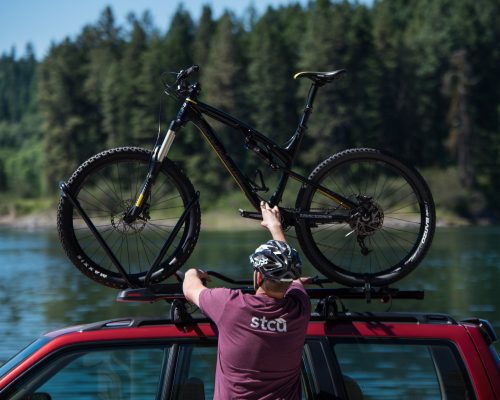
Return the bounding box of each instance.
[294,69,347,84]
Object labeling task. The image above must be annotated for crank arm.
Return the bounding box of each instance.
[239,209,262,220]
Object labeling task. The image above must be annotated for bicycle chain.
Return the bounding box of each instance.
[283,207,364,256]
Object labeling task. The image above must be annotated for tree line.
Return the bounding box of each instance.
[1,0,499,217]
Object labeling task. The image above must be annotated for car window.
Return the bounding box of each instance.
[172,343,323,400]
[6,346,170,400]
[171,344,217,400]
[329,338,476,400]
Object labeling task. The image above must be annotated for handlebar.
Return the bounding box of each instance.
[177,65,199,81]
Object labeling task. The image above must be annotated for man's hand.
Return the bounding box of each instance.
[260,201,286,242]
[183,268,212,306]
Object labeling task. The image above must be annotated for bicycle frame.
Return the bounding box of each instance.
[126,82,361,225]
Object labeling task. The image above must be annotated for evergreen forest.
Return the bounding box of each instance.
[1,0,500,222]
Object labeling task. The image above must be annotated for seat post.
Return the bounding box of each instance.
[299,84,320,133]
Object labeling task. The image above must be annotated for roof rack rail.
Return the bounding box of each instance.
[79,311,456,333]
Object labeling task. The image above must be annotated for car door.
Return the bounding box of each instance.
[2,342,172,400]
[167,339,339,400]
[327,337,480,400]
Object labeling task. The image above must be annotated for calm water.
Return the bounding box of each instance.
[0,226,499,364]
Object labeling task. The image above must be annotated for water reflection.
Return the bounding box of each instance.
[0,226,499,364]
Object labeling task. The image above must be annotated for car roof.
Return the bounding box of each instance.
[36,310,459,342]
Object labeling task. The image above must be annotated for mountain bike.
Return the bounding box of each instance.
[57,65,436,289]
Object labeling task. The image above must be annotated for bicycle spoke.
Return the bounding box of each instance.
[369,236,382,272]
[382,225,419,235]
[385,216,421,224]
[379,230,401,262]
[381,228,415,246]
[78,197,110,214]
[96,171,121,203]
[150,176,171,203]
[371,235,391,267]
[117,163,123,200]
[339,168,357,196]
[348,164,361,195]
[328,174,347,198]
[385,201,419,215]
[151,193,181,207]
[348,236,356,271]
[383,192,416,213]
[376,174,398,202]
[378,181,410,204]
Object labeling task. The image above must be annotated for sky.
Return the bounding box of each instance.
[1,0,372,61]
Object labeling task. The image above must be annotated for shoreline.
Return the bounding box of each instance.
[0,209,476,231]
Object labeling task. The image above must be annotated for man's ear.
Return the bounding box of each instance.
[254,271,263,290]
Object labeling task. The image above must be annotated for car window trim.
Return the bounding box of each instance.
[306,337,347,399]
[161,344,178,400]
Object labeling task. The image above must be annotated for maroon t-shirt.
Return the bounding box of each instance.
[199,282,310,400]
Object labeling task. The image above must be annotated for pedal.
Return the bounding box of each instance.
[239,209,263,220]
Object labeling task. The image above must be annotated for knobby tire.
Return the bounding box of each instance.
[57,147,201,289]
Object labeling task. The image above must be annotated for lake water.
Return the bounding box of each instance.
[0,226,499,364]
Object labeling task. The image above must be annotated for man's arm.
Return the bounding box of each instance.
[261,201,312,286]
[260,201,286,242]
[183,269,212,307]
[294,277,312,286]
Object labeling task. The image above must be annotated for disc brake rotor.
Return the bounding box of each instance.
[349,200,384,236]
[111,199,147,236]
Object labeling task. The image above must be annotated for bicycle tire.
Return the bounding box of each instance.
[57,147,201,289]
[295,148,436,287]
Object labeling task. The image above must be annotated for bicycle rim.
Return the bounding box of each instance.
[297,151,433,284]
[70,157,190,278]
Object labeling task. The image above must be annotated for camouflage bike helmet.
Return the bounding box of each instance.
[250,240,302,286]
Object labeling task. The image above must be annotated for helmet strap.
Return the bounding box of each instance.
[254,271,266,291]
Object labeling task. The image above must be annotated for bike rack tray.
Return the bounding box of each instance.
[117,268,424,323]
[117,271,424,324]
[117,278,424,303]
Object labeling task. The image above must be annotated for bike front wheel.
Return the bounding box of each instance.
[295,148,436,287]
[57,147,201,289]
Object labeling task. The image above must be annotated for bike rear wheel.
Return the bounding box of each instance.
[295,148,435,287]
[57,147,201,289]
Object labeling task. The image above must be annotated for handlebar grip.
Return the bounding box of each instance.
[174,271,185,282]
[185,65,199,78]
[178,65,199,81]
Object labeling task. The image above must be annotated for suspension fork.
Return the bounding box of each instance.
[124,119,183,223]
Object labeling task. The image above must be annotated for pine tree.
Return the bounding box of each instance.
[200,11,246,194]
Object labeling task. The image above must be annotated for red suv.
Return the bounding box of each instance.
[1,302,499,400]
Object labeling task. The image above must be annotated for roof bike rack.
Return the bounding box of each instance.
[116,270,424,323]
[59,181,200,290]
[59,181,424,324]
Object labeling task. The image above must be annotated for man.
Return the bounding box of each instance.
[183,201,311,399]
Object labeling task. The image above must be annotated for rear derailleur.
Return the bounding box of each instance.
[348,194,385,256]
